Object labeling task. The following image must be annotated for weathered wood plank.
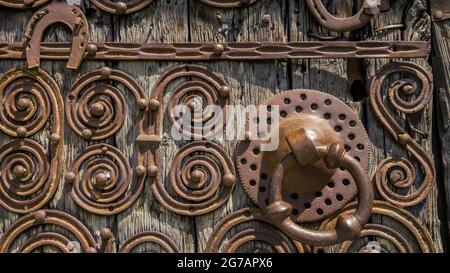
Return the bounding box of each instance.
[432,17,450,248]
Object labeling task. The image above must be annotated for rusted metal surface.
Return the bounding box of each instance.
[23,2,88,70]
[316,201,436,253]
[65,144,146,216]
[205,208,307,253]
[151,141,236,216]
[66,67,148,140]
[0,68,63,214]
[237,89,370,223]
[0,210,98,253]
[306,0,392,32]
[148,64,230,140]
[198,0,259,8]
[0,41,429,63]
[89,0,155,15]
[370,62,435,207]
[119,232,180,253]
[0,0,50,9]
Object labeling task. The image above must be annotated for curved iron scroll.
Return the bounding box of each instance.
[0,68,63,214]
[370,62,435,207]
[0,0,50,9]
[65,67,148,216]
[24,2,89,70]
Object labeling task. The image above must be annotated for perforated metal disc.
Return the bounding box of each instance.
[236,89,370,223]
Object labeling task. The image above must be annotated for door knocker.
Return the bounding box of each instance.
[236,89,373,246]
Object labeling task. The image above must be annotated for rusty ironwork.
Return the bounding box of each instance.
[0,41,429,63]
[66,67,148,140]
[205,208,307,253]
[198,0,259,8]
[119,232,180,253]
[370,62,435,207]
[237,89,370,223]
[306,0,392,32]
[0,0,50,9]
[0,210,98,253]
[88,0,155,15]
[0,68,63,214]
[151,141,236,216]
[148,64,230,140]
[65,144,146,216]
[23,2,89,70]
[316,201,436,253]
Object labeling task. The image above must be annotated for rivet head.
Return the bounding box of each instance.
[434,10,443,19]
[49,133,61,144]
[398,133,410,146]
[16,126,27,137]
[148,165,159,177]
[65,172,76,183]
[135,165,146,177]
[222,173,236,187]
[94,172,109,187]
[401,84,415,95]
[100,67,112,78]
[17,98,31,111]
[81,129,93,139]
[137,99,148,110]
[86,44,98,55]
[219,86,231,98]
[100,228,112,240]
[148,99,160,110]
[389,170,403,183]
[116,2,128,14]
[213,43,225,54]
[12,164,27,178]
[33,210,46,223]
[90,102,105,116]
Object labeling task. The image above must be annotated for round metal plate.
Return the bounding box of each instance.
[236,89,370,223]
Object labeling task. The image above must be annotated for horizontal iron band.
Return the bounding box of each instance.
[0,41,428,61]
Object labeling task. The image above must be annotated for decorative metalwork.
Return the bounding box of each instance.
[151,141,236,216]
[431,0,450,22]
[0,68,63,214]
[0,210,98,253]
[65,143,146,216]
[316,201,436,253]
[119,232,179,253]
[306,0,392,32]
[0,0,50,9]
[370,62,435,207]
[88,0,155,15]
[0,41,429,63]
[148,64,230,140]
[66,67,148,140]
[237,89,370,223]
[205,208,307,253]
[198,0,259,9]
[23,2,89,70]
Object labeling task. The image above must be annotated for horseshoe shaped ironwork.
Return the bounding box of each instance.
[0,0,50,9]
[306,0,391,32]
[24,2,89,70]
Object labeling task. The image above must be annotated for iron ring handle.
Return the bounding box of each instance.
[306,0,381,32]
[264,129,373,246]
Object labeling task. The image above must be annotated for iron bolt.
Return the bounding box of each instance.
[81,128,93,139]
[213,43,225,55]
[33,210,47,223]
[116,2,128,14]
[219,86,231,98]
[16,98,31,111]
[49,133,61,144]
[12,164,27,178]
[434,10,443,19]
[148,99,161,110]
[222,173,236,187]
[87,44,98,55]
[65,172,77,183]
[16,126,27,137]
[148,164,159,176]
[135,165,146,177]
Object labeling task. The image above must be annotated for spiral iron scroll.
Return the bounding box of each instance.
[0,210,97,253]
[0,68,63,213]
[205,208,307,253]
[119,232,180,253]
[0,0,50,9]
[65,67,148,215]
[316,201,435,253]
[151,141,236,216]
[66,67,148,140]
[370,62,434,207]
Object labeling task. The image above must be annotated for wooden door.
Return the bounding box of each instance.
[0,0,448,253]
